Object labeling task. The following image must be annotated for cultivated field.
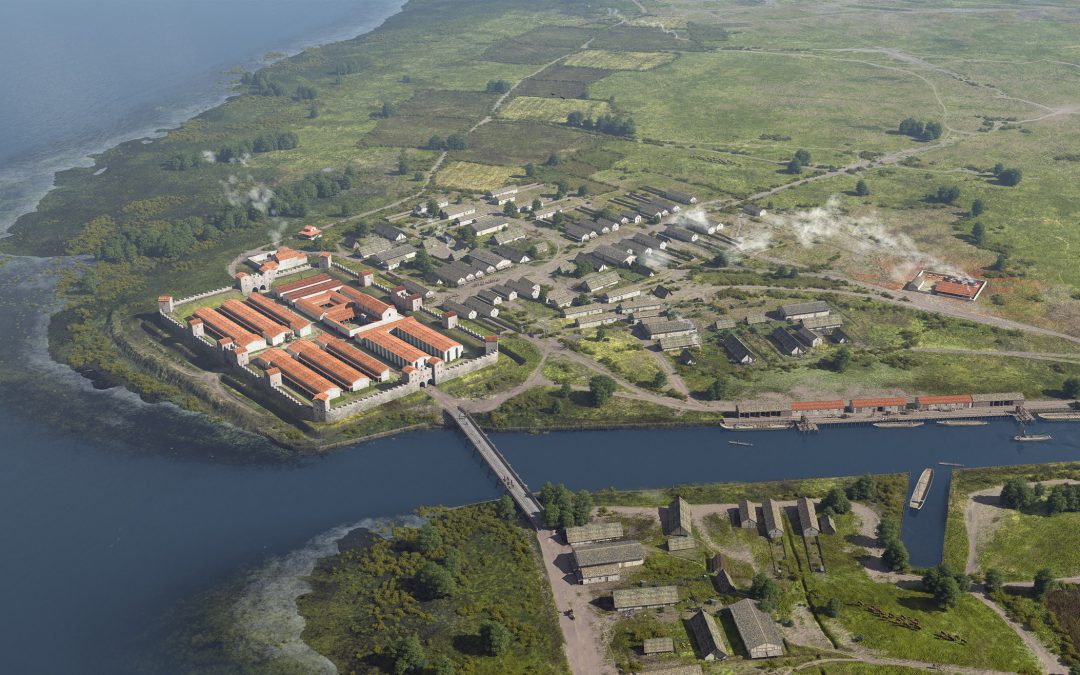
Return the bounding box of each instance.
[499,96,611,123]
[435,161,516,191]
[563,50,676,71]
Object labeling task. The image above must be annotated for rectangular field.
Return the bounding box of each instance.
[563,50,676,71]
[435,161,515,191]
[499,96,611,123]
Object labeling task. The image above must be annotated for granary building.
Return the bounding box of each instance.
[739,500,758,529]
[612,586,679,612]
[564,522,623,546]
[688,610,729,661]
[797,497,820,537]
[572,540,645,584]
[779,301,830,321]
[763,498,784,540]
[728,599,784,659]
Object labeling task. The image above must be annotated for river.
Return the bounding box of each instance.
[1,0,1079,672]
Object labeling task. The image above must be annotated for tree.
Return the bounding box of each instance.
[479,620,513,656]
[550,397,566,415]
[651,371,668,390]
[426,198,441,218]
[393,634,426,674]
[703,377,728,401]
[847,475,877,501]
[1063,376,1080,399]
[485,79,511,93]
[855,179,870,196]
[984,568,1003,593]
[710,251,729,268]
[750,572,780,611]
[1000,478,1035,510]
[828,345,852,373]
[503,201,518,217]
[971,198,985,216]
[998,167,1022,186]
[971,221,986,246]
[824,597,843,618]
[496,494,516,521]
[589,375,616,406]
[1033,568,1056,600]
[899,117,925,138]
[882,538,910,572]
[532,197,543,212]
[821,487,851,514]
[794,149,811,165]
[572,490,593,526]
[446,133,467,150]
[922,564,968,609]
[577,184,588,197]
[545,152,560,167]
[566,111,585,127]
[923,120,943,140]
[558,382,573,399]
[993,162,1005,177]
[416,523,443,554]
[930,185,961,204]
[574,260,595,277]
[524,162,536,178]
[426,135,446,151]
[295,85,318,100]
[442,546,463,577]
[429,656,456,675]
[540,482,574,529]
[416,562,455,599]
[786,158,803,175]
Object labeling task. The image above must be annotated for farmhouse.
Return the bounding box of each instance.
[573,540,645,582]
[467,215,509,238]
[594,217,621,233]
[742,205,767,217]
[724,334,757,365]
[729,599,784,659]
[469,248,512,271]
[631,232,666,250]
[464,296,499,318]
[492,224,526,245]
[564,522,623,546]
[441,300,476,320]
[668,496,693,536]
[564,221,598,242]
[850,397,908,413]
[563,304,606,320]
[581,270,621,293]
[508,277,541,299]
[662,226,698,243]
[354,237,393,258]
[779,301,830,321]
[297,225,322,240]
[794,325,823,348]
[443,204,477,223]
[763,498,784,539]
[643,319,696,340]
[683,218,720,236]
[831,328,851,344]
[490,284,518,302]
[577,563,622,585]
[658,333,701,351]
[546,288,576,308]
[687,610,729,661]
[593,244,636,267]
[578,312,621,329]
[374,223,408,242]
[643,637,675,655]
[770,327,806,356]
[907,270,986,301]
[916,394,973,411]
[475,289,503,306]
[486,185,519,204]
[601,288,641,304]
[801,314,843,331]
[433,261,477,287]
[373,244,417,270]
[612,586,679,612]
[663,189,697,205]
[797,497,820,536]
[739,500,758,529]
[618,297,664,314]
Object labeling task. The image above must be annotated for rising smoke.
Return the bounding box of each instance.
[220,174,285,245]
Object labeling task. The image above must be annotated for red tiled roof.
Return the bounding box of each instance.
[255,349,338,398]
[274,273,332,295]
[246,293,311,332]
[791,399,846,411]
[390,317,462,355]
[220,299,289,339]
[338,286,394,319]
[917,394,973,405]
[272,246,306,262]
[317,337,390,379]
[850,397,908,408]
[279,278,344,301]
[192,307,261,349]
[934,281,980,298]
[158,295,172,302]
[287,340,366,389]
[363,330,427,364]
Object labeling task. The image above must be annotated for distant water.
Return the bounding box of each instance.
[0,0,403,233]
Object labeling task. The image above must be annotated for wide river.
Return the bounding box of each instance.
[1,1,1078,673]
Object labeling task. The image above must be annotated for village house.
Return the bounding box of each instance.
[729,599,784,659]
[667,535,695,551]
[637,202,668,219]
[574,252,608,273]
[545,287,576,308]
[916,394,973,411]
[468,215,509,238]
[612,586,679,612]
[432,261,478,287]
[464,296,499,318]
[621,239,653,259]
[476,289,503,306]
[849,396,908,414]
[441,300,476,320]
[593,244,636,268]
[443,204,478,224]
[578,312,621,329]
[643,318,697,340]
[601,288,640,304]
[658,333,701,352]
[770,327,806,356]
[581,270,621,293]
[619,211,644,225]
[354,237,393,259]
[492,226,525,246]
[801,314,843,331]
[683,218,720,236]
[564,522,623,546]
[374,223,408,242]
[779,300,830,321]
[687,610,729,661]
[662,226,699,243]
[742,205,767,217]
[397,278,434,299]
[373,244,417,270]
[831,328,851,344]
[618,297,664,314]
[970,392,1024,408]
[794,324,823,348]
[490,284,518,302]
[797,497,820,536]
[486,185,519,204]
[297,224,322,240]
[563,304,606,320]
[595,217,621,234]
[739,500,758,529]
[820,514,837,535]
[469,248,512,271]
[564,221,598,242]
[572,540,645,584]
[662,189,698,205]
[724,334,757,365]
[413,198,449,216]
[508,277,541,300]
[631,232,666,250]
[763,498,784,539]
[668,496,692,537]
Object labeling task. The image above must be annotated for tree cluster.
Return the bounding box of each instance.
[926,184,961,204]
[749,572,780,612]
[846,475,878,501]
[162,152,204,172]
[241,71,286,96]
[425,133,467,151]
[1000,478,1036,510]
[269,164,359,217]
[992,163,1022,186]
[540,482,593,529]
[1045,483,1080,514]
[565,111,636,137]
[898,117,943,141]
[922,564,968,610]
[485,79,511,93]
[294,85,318,100]
[819,487,851,515]
[215,132,299,163]
[588,375,616,406]
[97,216,216,264]
[876,515,910,572]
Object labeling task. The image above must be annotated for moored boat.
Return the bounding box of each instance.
[909,468,934,510]
[873,421,924,428]
[1013,422,1052,442]
[1037,412,1080,421]
[937,420,988,427]
[727,440,753,447]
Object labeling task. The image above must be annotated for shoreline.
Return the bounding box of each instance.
[0,0,406,237]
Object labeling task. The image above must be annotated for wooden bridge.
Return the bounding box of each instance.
[446,406,544,526]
